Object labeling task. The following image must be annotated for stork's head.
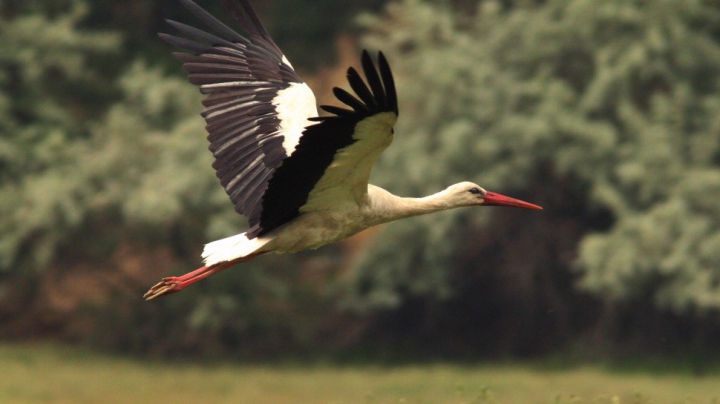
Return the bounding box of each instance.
[447,182,542,210]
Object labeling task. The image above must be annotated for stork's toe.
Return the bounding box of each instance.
[143,279,180,301]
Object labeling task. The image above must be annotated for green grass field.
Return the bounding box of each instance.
[1,344,719,404]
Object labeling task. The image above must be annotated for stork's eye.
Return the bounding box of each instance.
[469,188,482,195]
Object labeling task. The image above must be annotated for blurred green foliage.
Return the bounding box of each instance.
[2,0,720,360]
[0,0,120,273]
[350,0,720,353]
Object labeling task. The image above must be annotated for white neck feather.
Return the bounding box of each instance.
[366,185,461,225]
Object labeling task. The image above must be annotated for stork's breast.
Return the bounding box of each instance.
[269,210,367,253]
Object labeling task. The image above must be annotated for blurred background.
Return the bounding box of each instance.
[2,0,720,398]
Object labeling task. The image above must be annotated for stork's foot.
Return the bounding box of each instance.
[143,263,235,301]
[143,277,184,301]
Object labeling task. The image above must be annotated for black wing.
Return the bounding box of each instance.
[253,51,399,237]
[164,1,398,239]
[161,0,316,233]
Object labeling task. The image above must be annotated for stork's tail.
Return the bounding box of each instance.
[143,232,270,300]
[201,232,271,266]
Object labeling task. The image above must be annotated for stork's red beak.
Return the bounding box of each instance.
[482,191,542,210]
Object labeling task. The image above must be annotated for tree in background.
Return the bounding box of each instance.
[0,0,372,355]
[348,0,720,355]
[0,0,222,342]
[4,0,720,360]
[0,0,120,278]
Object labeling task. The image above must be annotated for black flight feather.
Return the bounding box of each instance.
[252,51,399,237]
[162,0,399,239]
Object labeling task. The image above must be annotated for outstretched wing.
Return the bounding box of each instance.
[255,51,399,237]
[161,0,317,233]
[164,0,398,239]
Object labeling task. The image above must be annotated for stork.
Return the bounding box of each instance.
[144,0,542,300]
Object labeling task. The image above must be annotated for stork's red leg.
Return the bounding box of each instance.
[143,263,227,300]
[143,253,264,300]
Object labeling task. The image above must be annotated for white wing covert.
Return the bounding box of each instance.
[163,1,398,239]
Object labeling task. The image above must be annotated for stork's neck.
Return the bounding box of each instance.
[365,185,459,225]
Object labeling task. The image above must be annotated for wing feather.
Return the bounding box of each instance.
[164,1,399,239]
[346,67,377,108]
[378,52,398,114]
[251,51,398,237]
[360,50,386,108]
[179,0,247,44]
[333,87,369,113]
[319,105,356,117]
[162,0,315,226]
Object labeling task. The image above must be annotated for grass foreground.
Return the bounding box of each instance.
[1,344,719,404]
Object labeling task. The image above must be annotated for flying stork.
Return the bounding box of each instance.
[144,0,542,300]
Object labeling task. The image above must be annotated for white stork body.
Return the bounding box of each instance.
[144,0,541,300]
[203,181,488,263]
